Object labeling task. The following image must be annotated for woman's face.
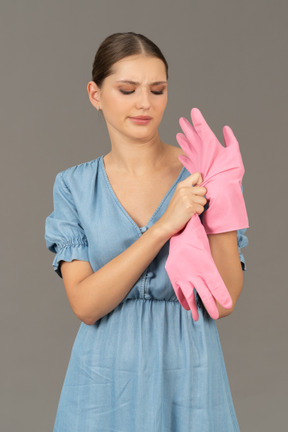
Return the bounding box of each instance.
[94,54,168,143]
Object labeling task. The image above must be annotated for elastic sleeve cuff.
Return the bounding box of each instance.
[52,239,89,278]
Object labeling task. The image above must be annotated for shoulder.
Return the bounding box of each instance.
[163,144,187,169]
[56,156,102,189]
[166,143,186,159]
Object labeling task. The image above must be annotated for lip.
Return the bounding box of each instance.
[129,116,153,125]
[129,116,152,120]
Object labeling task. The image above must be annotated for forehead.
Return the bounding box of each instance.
[109,55,167,82]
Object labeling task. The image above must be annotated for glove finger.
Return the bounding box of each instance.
[222,126,245,173]
[173,281,190,311]
[176,132,198,160]
[179,117,201,148]
[206,276,233,310]
[178,154,194,173]
[222,125,239,150]
[185,287,199,322]
[190,107,219,145]
[193,276,220,320]
[204,262,233,309]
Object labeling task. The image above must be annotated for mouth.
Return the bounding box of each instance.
[129,116,152,120]
[129,116,153,125]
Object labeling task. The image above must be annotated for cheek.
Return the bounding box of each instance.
[113,96,134,114]
[155,97,167,114]
[102,89,128,111]
[103,98,127,120]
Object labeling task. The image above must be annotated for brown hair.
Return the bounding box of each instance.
[92,32,168,88]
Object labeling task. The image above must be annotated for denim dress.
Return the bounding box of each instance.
[44,155,248,432]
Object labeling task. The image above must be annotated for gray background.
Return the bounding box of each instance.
[1,1,287,430]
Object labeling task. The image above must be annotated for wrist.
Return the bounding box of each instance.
[150,220,173,243]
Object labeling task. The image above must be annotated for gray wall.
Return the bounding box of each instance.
[1,1,287,430]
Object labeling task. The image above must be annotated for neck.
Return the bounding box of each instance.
[104,134,168,176]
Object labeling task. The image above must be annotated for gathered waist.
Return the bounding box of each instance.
[120,294,204,310]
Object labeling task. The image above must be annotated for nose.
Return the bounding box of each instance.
[135,87,151,110]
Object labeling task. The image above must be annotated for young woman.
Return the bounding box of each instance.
[45,32,248,432]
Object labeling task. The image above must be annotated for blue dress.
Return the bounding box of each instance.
[44,154,248,432]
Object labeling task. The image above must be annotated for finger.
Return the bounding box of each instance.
[222,125,240,151]
[179,117,201,146]
[198,178,209,189]
[190,186,207,197]
[178,154,194,173]
[184,285,199,321]
[191,306,199,322]
[205,269,233,310]
[190,107,219,144]
[193,276,220,320]
[180,172,205,188]
[206,276,233,310]
[176,132,198,160]
[165,266,191,310]
[174,281,190,311]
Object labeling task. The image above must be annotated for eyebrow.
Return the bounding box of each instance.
[116,80,167,85]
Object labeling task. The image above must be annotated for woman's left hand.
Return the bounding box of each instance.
[176,107,249,234]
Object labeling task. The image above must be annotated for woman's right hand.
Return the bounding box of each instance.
[157,172,207,238]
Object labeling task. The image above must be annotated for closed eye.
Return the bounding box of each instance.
[119,89,164,95]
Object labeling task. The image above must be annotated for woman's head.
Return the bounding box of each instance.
[87,32,169,144]
[91,32,168,88]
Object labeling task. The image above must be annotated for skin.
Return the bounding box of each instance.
[60,54,243,323]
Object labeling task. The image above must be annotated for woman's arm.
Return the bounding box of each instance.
[60,222,171,325]
[207,230,244,318]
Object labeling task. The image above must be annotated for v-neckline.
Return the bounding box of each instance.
[100,154,186,233]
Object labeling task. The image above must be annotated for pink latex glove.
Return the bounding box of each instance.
[177,108,249,234]
[165,214,233,321]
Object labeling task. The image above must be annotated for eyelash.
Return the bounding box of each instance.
[120,90,164,95]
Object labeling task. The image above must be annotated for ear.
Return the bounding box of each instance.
[87,81,102,110]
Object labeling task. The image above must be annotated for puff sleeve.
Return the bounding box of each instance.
[44,171,90,278]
